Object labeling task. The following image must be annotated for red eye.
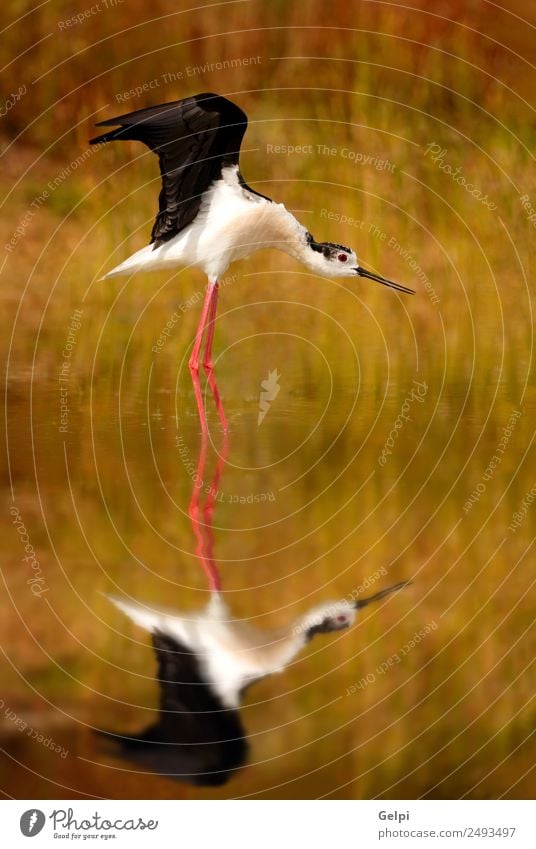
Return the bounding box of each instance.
[338,253,348,262]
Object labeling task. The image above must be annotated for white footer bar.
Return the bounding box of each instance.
[4,800,533,848]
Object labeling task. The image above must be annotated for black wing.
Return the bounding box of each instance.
[97,631,248,786]
[89,93,248,247]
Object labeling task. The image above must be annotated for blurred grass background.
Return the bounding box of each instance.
[1,0,535,799]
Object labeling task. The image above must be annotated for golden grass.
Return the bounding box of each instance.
[1,0,534,799]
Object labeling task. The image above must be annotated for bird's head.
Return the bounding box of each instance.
[304,234,415,294]
[298,601,356,641]
[297,580,411,642]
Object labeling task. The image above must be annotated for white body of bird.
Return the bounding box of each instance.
[107,591,358,708]
[100,580,408,784]
[104,165,337,282]
[92,94,414,296]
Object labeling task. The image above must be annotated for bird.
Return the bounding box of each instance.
[99,580,410,786]
[90,93,414,426]
[96,390,410,786]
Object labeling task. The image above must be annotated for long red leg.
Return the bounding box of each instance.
[187,430,222,593]
[188,282,216,433]
[202,282,219,372]
[202,282,228,431]
[189,368,206,434]
[206,370,228,431]
[189,280,227,433]
[203,429,229,528]
[189,282,215,373]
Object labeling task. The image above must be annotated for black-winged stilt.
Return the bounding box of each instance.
[99,423,410,786]
[101,580,409,785]
[90,92,414,429]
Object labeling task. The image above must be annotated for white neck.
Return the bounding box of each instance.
[255,204,317,268]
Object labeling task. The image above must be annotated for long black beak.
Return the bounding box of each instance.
[353,580,411,609]
[356,266,415,295]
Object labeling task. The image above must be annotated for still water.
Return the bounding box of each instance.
[2,341,534,798]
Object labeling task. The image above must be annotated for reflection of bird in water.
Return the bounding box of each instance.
[107,580,410,711]
[90,93,414,431]
[102,584,409,787]
[99,419,410,785]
